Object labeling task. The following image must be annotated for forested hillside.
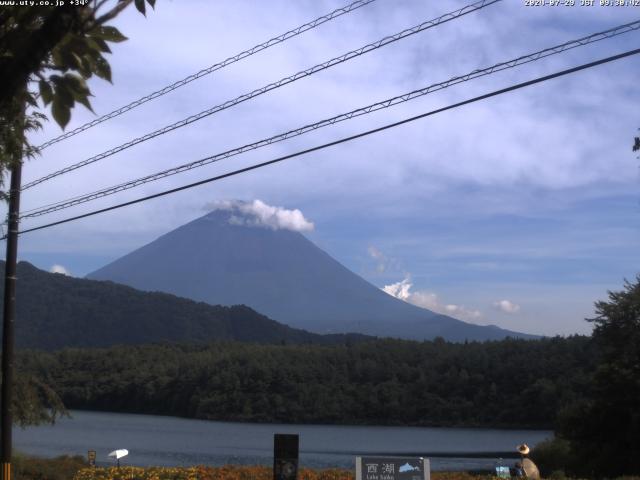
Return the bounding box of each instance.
[0,261,368,349]
[20,336,593,428]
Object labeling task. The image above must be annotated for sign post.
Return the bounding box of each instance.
[274,434,299,480]
[356,457,430,480]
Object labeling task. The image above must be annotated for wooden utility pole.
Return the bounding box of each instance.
[1,154,23,480]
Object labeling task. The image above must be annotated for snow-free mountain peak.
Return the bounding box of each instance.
[88,203,536,341]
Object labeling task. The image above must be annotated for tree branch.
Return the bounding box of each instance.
[94,0,112,12]
[94,0,133,26]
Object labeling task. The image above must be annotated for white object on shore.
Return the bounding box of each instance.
[108,449,129,460]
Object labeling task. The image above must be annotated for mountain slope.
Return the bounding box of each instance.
[88,208,535,341]
[0,261,366,350]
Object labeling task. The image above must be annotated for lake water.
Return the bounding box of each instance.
[15,410,552,471]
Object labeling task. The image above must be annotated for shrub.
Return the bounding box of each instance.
[530,438,573,477]
[14,453,88,480]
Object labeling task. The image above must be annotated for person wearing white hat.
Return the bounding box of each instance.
[516,444,540,480]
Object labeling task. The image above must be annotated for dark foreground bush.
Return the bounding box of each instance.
[14,453,87,480]
[531,437,575,477]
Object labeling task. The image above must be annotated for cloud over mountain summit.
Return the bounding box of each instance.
[205,199,314,233]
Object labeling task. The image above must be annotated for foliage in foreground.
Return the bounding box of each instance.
[0,0,155,185]
[14,453,87,480]
[557,276,640,477]
[531,438,576,478]
[1,0,154,429]
[73,466,498,480]
[11,375,67,427]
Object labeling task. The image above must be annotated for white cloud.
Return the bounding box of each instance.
[493,299,521,314]
[367,245,387,273]
[382,276,412,301]
[367,245,403,274]
[443,303,483,320]
[50,264,70,276]
[205,199,314,232]
[382,276,483,322]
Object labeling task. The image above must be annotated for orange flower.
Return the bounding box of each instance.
[74,465,506,480]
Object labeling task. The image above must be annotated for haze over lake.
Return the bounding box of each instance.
[15,411,551,471]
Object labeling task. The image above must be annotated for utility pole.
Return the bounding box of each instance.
[1,155,23,480]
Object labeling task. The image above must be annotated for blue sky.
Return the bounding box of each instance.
[5,0,639,336]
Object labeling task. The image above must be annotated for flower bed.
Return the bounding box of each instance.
[73,466,490,480]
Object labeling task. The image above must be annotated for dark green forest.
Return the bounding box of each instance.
[20,336,593,429]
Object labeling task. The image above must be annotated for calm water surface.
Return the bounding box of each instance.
[15,410,551,471]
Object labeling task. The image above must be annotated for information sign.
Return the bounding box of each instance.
[356,456,430,480]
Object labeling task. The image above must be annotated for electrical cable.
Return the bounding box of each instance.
[10,47,640,239]
[22,0,501,191]
[35,0,378,151]
[20,19,640,219]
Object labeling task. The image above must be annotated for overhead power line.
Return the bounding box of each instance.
[20,19,640,219]
[36,0,378,151]
[11,47,640,239]
[22,0,501,191]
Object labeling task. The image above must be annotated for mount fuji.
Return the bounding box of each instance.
[87,202,535,341]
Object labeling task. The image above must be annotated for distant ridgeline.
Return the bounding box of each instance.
[19,337,594,429]
[0,261,369,349]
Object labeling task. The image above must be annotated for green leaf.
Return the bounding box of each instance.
[70,52,84,71]
[79,54,94,78]
[53,80,74,109]
[96,38,112,53]
[49,74,63,86]
[147,0,156,7]
[91,25,128,43]
[25,117,43,132]
[86,37,111,54]
[63,74,94,113]
[51,43,78,71]
[74,94,94,113]
[25,93,38,108]
[75,56,92,77]
[51,47,65,68]
[39,80,53,105]
[63,73,90,95]
[50,33,72,68]
[135,0,146,15]
[93,56,112,83]
[51,98,71,130]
